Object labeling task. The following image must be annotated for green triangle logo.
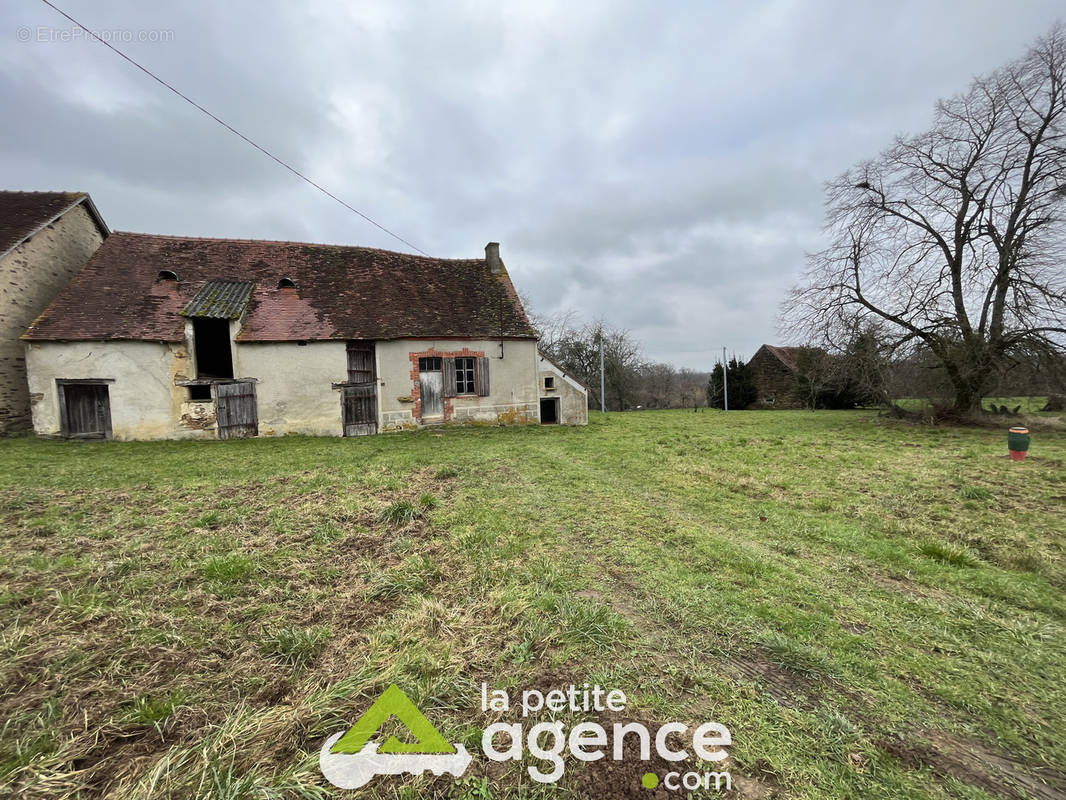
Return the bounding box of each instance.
[329,684,456,755]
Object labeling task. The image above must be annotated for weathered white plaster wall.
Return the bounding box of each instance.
[26,336,541,439]
[538,355,589,425]
[234,341,347,436]
[25,340,192,440]
[376,338,540,430]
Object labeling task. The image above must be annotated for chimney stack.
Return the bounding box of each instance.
[485,242,502,274]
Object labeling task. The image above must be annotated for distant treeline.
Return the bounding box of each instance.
[530,304,1066,413]
[531,311,711,412]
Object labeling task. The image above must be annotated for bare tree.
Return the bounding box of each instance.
[677,368,710,409]
[786,25,1066,414]
[523,292,711,411]
[594,322,644,410]
[536,317,644,411]
[636,362,677,408]
[520,291,579,356]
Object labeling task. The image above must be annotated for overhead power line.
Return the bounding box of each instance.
[38,0,430,256]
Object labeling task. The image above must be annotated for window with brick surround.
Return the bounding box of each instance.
[455,357,476,395]
[439,356,489,399]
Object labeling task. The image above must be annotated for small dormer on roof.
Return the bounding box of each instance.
[181,280,255,319]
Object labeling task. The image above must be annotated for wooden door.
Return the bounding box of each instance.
[420,371,442,417]
[418,356,443,418]
[342,383,377,436]
[216,381,258,439]
[60,383,112,439]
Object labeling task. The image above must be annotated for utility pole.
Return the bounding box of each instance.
[722,346,728,411]
[599,334,606,413]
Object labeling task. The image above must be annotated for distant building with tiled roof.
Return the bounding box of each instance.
[22,224,584,439]
[747,344,825,408]
[0,191,108,433]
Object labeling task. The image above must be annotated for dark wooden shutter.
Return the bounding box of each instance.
[475,356,490,396]
[442,358,457,398]
[347,341,375,383]
[216,380,258,439]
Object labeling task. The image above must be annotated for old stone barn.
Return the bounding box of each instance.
[748,344,815,409]
[0,191,108,433]
[21,231,586,440]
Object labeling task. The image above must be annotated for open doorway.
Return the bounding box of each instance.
[192,318,233,379]
[539,397,559,424]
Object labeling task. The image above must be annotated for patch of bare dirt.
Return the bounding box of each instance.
[879,731,1066,800]
[868,572,947,600]
[839,620,869,635]
[567,715,723,799]
[719,653,826,710]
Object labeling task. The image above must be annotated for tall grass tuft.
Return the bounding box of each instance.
[918,540,982,568]
[261,626,331,667]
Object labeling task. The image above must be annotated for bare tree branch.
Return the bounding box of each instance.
[783,24,1066,413]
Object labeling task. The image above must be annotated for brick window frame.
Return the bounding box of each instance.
[408,347,488,421]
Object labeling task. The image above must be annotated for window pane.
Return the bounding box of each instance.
[455,357,476,394]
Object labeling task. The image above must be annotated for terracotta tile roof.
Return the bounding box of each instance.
[24,232,536,343]
[757,344,824,371]
[0,191,102,257]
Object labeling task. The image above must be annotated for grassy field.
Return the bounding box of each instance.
[1,410,1064,800]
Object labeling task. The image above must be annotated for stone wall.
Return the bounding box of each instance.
[1,204,104,433]
[749,346,801,408]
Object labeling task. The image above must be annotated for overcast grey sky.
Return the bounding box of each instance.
[2,2,1061,368]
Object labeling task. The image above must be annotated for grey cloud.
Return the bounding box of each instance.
[2,0,1062,367]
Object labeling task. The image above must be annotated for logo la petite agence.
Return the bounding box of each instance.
[321,682,733,791]
[319,684,472,789]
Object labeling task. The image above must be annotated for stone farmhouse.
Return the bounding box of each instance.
[19,225,586,439]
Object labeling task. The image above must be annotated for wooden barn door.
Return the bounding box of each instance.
[342,384,377,436]
[343,341,377,436]
[59,382,112,439]
[216,381,258,439]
